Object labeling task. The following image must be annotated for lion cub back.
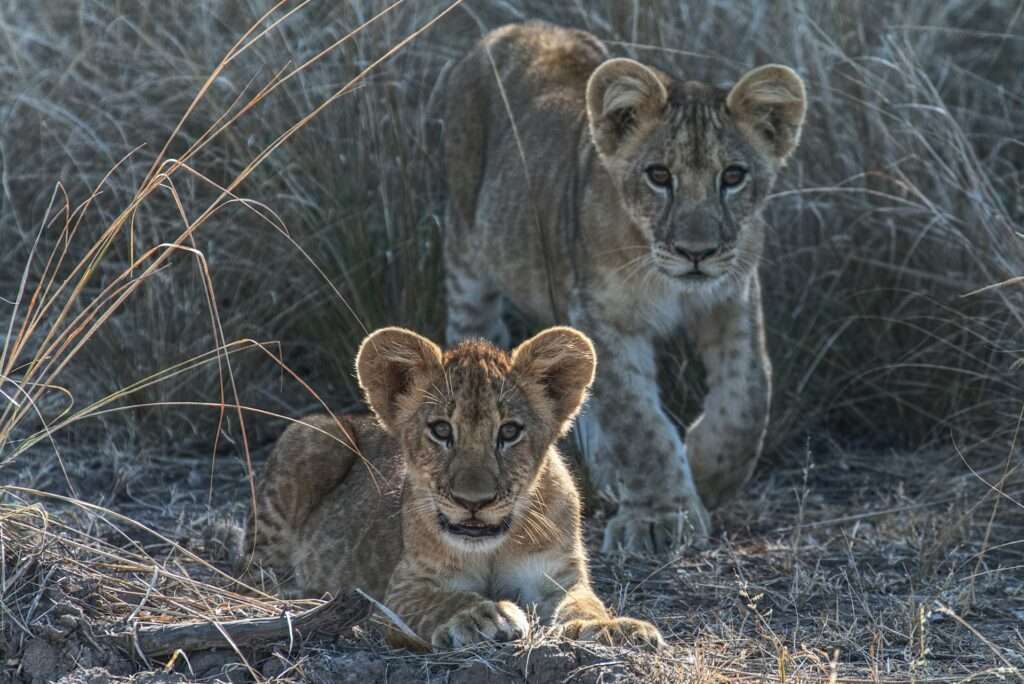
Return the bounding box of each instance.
[243,413,404,598]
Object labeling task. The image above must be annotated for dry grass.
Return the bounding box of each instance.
[0,1,1021,682]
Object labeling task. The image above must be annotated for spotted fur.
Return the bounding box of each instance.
[443,22,807,553]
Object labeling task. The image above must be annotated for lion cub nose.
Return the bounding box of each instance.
[673,243,719,264]
[450,469,498,513]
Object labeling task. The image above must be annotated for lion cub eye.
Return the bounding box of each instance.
[645,164,672,189]
[428,420,453,444]
[721,165,748,189]
[497,422,523,446]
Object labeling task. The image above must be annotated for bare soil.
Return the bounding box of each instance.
[1,436,1021,683]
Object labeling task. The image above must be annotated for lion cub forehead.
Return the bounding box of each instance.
[662,80,739,171]
[443,339,513,376]
[667,79,726,104]
[438,339,513,405]
[435,340,539,424]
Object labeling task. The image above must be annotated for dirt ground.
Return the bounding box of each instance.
[1,431,1020,684]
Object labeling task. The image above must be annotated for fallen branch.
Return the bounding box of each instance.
[104,592,369,658]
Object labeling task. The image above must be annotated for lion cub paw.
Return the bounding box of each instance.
[431,600,530,650]
[601,504,711,555]
[559,617,665,650]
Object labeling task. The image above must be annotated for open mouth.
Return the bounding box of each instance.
[656,262,713,281]
[438,512,512,539]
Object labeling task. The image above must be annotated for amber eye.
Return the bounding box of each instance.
[428,420,453,444]
[645,164,673,188]
[721,165,748,188]
[497,422,523,446]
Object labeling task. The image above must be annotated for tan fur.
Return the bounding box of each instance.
[244,327,663,651]
[443,22,807,553]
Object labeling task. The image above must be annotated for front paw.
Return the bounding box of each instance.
[601,501,711,554]
[560,617,664,650]
[430,600,530,650]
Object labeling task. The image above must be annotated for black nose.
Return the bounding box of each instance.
[451,491,497,514]
[673,244,719,263]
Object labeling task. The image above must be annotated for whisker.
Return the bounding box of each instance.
[608,253,651,279]
[621,255,657,287]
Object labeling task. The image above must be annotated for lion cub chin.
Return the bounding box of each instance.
[243,326,663,651]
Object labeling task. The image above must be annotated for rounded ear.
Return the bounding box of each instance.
[355,327,443,432]
[727,64,807,162]
[586,58,668,158]
[510,326,597,436]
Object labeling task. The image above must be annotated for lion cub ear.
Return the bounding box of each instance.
[511,327,597,436]
[356,328,443,432]
[586,58,668,158]
[727,64,807,162]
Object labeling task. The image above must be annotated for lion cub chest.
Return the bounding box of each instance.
[444,551,574,619]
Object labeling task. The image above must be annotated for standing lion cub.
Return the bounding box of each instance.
[244,326,663,650]
[444,21,807,553]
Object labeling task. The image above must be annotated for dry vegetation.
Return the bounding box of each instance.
[0,1,1021,682]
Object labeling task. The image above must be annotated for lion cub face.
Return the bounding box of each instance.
[356,327,596,552]
[586,59,807,287]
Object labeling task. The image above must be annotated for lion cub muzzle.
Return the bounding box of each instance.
[657,206,738,279]
[449,466,498,513]
[438,465,513,545]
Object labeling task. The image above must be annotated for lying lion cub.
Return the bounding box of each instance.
[243,326,663,650]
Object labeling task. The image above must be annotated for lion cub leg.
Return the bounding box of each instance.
[550,581,664,650]
[686,276,772,509]
[525,536,663,650]
[385,559,530,650]
[243,414,361,591]
[569,306,711,553]
[531,467,664,649]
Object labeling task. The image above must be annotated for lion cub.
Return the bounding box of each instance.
[445,21,808,553]
[244,326,663,650]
